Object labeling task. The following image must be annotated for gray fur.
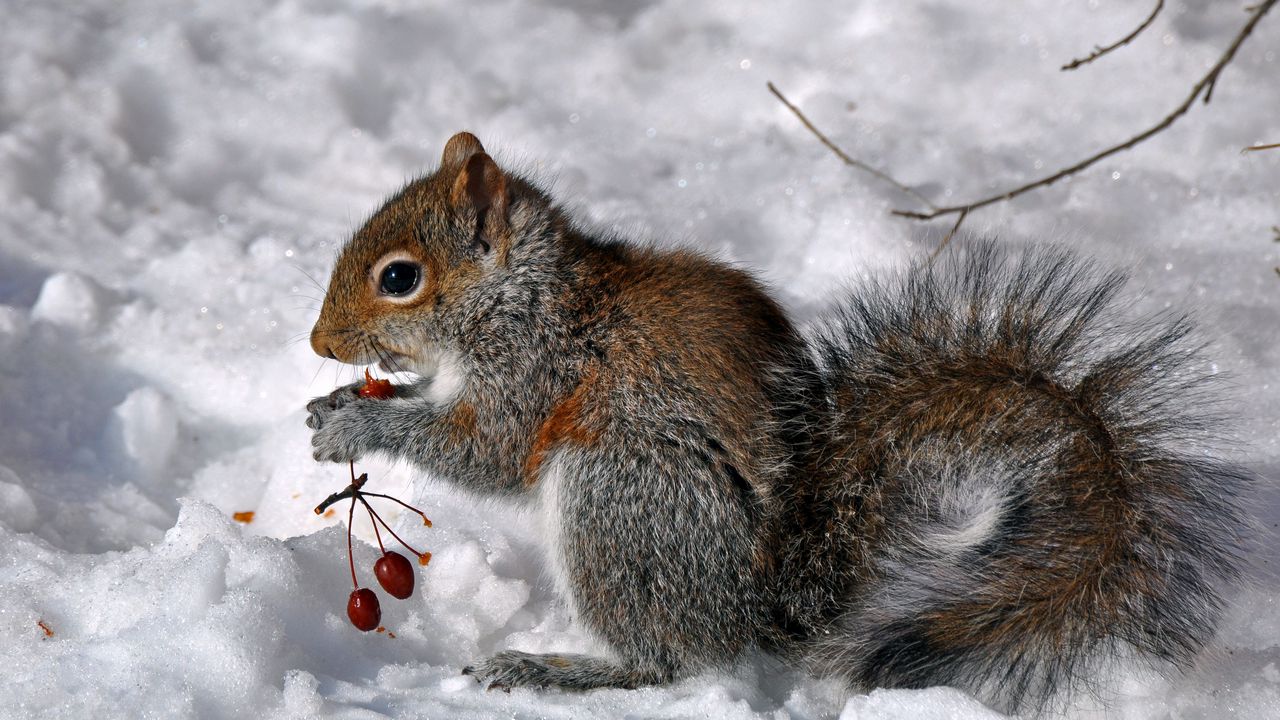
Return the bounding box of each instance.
[307,147,1249,715]
[784,245,1251,713]
[308,158,812,691]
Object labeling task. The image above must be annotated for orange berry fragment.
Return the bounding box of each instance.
[418,552,432,567]
[232,511,255,524]
[358,369,395,399]
[37,620,54,638]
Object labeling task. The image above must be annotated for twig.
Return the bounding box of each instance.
[767,81,937,212]
[314,472,369,515]
[1244,142,1280,152]
[929,209,970,262]
[1268,227,1277,279]
[1062,0,1165,71]
[893,0,1277,224]
[347,496,358,588]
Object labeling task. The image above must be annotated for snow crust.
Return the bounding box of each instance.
[1,1,1278,718]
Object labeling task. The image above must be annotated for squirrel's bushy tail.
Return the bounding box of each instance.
[799,244,1250,713]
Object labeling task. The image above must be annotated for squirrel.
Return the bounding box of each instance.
[305,132,1250,714]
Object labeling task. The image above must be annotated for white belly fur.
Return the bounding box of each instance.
[537,451,580,623]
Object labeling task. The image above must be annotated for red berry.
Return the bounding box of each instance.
[347,588,381,631]
[358,369,395,399]
[374,551,415,599]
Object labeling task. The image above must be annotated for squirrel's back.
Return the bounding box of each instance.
[775,244,1250,712]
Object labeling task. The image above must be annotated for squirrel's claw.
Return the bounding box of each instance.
[460,664,507,691]
[306,386,369,464]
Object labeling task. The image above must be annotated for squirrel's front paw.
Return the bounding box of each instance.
[305,382,363,431]
[306,383,371,463]
[309,404,369,463]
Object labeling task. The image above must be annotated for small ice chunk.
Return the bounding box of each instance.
[30,272,104,330]
[0,305,29,358]
[438,675,473,693]
[281,669,323,715]
[426,541,531,631]
[0,465,38,533]
[106,386,179,485]
[0,304,29,338]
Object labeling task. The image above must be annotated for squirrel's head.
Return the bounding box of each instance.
[310,131,547,375]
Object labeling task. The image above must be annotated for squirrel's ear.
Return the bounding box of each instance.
[441,132,486,174]
[451,151,507,217]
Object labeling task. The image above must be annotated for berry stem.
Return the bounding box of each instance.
[347,496,358,590]
[361,496,426,558]
[364,500,386,554]
[359,491,433,527]
[313,472,369,515]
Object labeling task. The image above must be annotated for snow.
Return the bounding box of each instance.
[0,0,1277,718]
[838,688,1008,720]
[30,273,106,331]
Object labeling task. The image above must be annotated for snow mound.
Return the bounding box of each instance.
[1,0,1278,717]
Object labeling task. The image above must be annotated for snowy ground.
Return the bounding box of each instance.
[1,1,1278,718]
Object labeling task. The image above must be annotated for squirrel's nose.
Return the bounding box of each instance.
[310,329,338,360]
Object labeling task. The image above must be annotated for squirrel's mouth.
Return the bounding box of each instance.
[376,347,443,380]
[376,349,414,374]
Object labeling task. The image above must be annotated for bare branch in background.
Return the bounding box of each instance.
[929,209,969,261]
[888,0,1276,225]
[766,81,937,212]
[1062,0,1165,71]
[770,1,1276,257]
[1244,142,1280,152]
[1272,227,1278,279]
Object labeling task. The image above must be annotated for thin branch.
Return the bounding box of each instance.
[767,81,937,212]
[314,472,369,515]
[929,209,970,262]
[347,496,358,589]
[893,0,1277,223]
[1062,0,1165,71]
[1244,142,1280,152]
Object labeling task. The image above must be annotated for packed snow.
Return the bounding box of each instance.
[1,1,1278,718]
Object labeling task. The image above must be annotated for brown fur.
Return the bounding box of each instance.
[846,360,1139,654]
[524,366,605,486]
[305,136,1246,713]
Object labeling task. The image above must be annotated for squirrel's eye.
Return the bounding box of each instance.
[379,262,420,296]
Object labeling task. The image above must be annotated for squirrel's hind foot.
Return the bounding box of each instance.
[462,650,672,691]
